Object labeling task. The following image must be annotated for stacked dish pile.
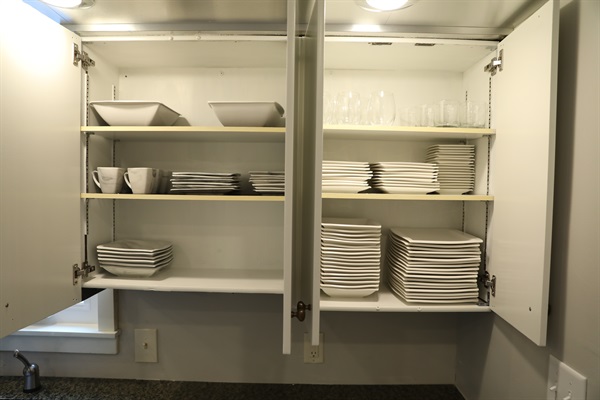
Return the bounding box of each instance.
[249,171,285,194]
[169,171,241,194]
[320,218,382,298]
[97,239,174,277]
[425,144,475,194]
[369,162,440,194]
[386,228,482,304]
[322,161,371,193]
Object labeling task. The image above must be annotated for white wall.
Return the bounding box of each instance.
[455,1,600,399]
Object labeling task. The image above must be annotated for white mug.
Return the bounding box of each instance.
[124,167,157,194]
[92,167,125,194]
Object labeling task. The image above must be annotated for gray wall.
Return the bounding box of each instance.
[0,291,459,384]
[456,1,600,399]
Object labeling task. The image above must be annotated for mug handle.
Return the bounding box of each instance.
[124,172,132,189]
[92,170,101,188]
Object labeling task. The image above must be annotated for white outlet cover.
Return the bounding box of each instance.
[548,355,587,400]
[304,332,324,363]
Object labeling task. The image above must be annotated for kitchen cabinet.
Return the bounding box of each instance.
[302,0,558,347]
[0,0,558,352]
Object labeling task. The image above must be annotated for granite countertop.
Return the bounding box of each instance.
[0,377,465,400]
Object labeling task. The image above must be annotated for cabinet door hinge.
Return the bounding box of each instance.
[73,262,95,285]
[479,271,497,297]
[291,300,311,322]
[484,49,503,76]
[73,43,95,71]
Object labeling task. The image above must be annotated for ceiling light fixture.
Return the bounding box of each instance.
[355,0,418,12]
[40,0,95,9]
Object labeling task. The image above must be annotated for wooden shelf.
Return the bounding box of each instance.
[82,193,492,202]
[81,125,494,142]
[83,268,284,294]
[324,125,495,141]
[81,126,286,142]
[81,193,285,202]
[320,286,491,313]
[322,193,493,201]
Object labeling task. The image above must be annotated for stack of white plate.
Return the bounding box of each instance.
[386,228,482,304]
[320,218,382,298]
[322,161,372,193]
[249,171,285,194]
[97,239,174,277]
[369,162,440,194]
[169,171,241,194]
[425,145,475,194]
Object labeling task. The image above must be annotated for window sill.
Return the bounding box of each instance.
[0,323,119,354]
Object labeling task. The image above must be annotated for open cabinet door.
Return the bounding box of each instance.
[304,0,325,347]
[487,0,558,346]
[282,0,324,353]
[0,0,82,338]
[282,0,299,354]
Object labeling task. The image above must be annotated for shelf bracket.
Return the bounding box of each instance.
[73,262,96,285]
[73,43,95,71]
[483,49,503,76]
[291,301,311,322]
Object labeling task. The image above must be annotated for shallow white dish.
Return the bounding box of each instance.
[208,101,284,127]
[89,101,180,126]
[102,264,168,277]
[97,239,173,253]
[321,286,378,298]
[99,256,174,268]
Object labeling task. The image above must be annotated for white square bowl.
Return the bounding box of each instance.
[90,101,181,126]
[208,101,285,127]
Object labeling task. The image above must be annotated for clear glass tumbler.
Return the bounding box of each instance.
[367,90,396,126]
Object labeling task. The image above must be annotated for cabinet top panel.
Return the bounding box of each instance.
[27,0,546,40]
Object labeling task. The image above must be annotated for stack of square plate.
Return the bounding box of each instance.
[425,144,475,194]
[97,239,174,277]
[249,171,285,194]
[369,162,440,194]
[169,171,241,194]
[320,218,382,298]
[386,228,482,304]
[322,161,372,193]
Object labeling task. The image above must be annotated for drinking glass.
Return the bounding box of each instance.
[335,91,361,125]
[367,90,396,125]
[460,100,488,128]
[438,99,460,127]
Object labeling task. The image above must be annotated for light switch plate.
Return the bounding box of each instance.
[134,329,158,363]
[547,355,587,400]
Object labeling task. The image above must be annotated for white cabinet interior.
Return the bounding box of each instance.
[81,40,290,294]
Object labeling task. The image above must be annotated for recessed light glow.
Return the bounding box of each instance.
[367,0,408,11]
[40,0,95,9]
[351,24,383,33]
[356,0,418,12]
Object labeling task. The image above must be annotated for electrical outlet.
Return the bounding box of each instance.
[134,329,158,363]
[548,355,587,400]
[304,333,324,363]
